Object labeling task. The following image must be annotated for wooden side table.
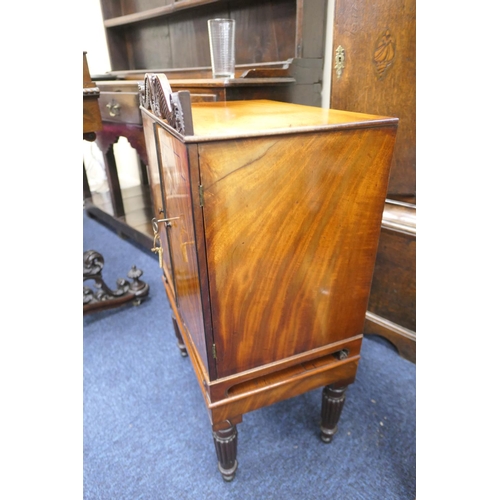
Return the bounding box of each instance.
[83,52,149,314]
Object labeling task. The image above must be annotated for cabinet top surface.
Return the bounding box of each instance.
[186,100,397,141]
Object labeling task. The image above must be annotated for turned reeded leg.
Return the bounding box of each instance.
[171,316,188,357]
[320,385,348,443]
[212,423,238,481]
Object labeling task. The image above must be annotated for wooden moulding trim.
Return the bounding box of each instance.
[167,78,296,87]
[381,200,416,237]
[141,106,398,144]
[181,121,399,144]
[381,219,416,236]
[163,274,211,396]
[208,359,359,424]
[365,311,416,341]
[107,60,295,78]
[103,0,222,28]
[224,354,358,400]
[83,87,100,97]
[364,311,416,363]
[208,336,362,401]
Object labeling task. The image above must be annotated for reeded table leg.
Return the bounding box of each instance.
[213,423,238,481]
[171,315,188,357]
[320,385,347,443]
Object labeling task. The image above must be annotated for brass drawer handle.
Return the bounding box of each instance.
[106,99,121,117]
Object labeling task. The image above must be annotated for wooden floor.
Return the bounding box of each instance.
[84,184,154,250]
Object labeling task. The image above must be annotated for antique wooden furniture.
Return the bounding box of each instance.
[330,0,416,361]
[83,52,150,314]
[140,73,398,480]
[365,200,415,361]
[85,77,295,249]
[83,249,150,315]
[83,51,102,142]
[98,0,326,106]
[84,0,328,248]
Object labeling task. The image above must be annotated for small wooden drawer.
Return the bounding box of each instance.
[98,90,142,124]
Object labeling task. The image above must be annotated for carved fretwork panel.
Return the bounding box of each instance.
[139,73,194,136]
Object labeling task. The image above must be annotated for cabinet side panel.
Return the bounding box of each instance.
[156,129,209,373]
[200,128,396,378]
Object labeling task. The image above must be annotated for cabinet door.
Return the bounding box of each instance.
[142,113,176,293]
[156,129,210,374]
[330,0,415,196]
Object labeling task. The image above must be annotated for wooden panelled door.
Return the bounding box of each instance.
[330,0,416,198]
[156,130,210,374]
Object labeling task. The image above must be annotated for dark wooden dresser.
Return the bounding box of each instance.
[84,0,327,248]
[139,74,398,480]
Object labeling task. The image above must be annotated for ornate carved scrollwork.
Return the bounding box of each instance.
[83,250,149,314]
[139,73,193,135]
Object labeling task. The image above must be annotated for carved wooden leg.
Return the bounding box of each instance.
[320,385,348,443]
[171,316,188,357]
[212,423,238,481]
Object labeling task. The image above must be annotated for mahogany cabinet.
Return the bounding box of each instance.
[139,73,398,480]
[83,52,150,314]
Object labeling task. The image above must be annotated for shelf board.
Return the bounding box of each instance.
[104,0,223,28]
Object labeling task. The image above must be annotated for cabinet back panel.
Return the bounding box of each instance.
[230,0,296,63]
[200,128,396,378]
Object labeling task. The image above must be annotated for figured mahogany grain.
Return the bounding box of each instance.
[142,113,176,289]
[157,131,209,373]
[199,125,397,378]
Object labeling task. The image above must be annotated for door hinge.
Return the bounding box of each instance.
[212,343,217,359]
[199,184,204,207]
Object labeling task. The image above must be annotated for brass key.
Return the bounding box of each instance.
[151,216,179,269]
[151,233,163,269]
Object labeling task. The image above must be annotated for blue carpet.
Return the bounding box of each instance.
[83,209,416,499]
